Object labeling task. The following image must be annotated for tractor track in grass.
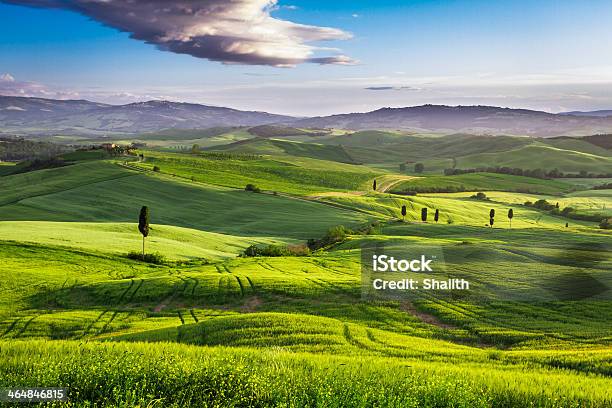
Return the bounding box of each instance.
[190,278,199,297]
[217,276,238,301]
[117,279,135,303]
[153,276,186,313]
[189,309,199,323]
[81,310,108,338]
[15,315,38,338]
[245,276,256,292]
[126,279,144,302]
[305,258,352,275]
[306,278,350,295]
[417,293,556,340]
[98,311,118,335]
[235,276,246,297]
[257,262,275,272]
[342,324,379,354]
[1,317,23,338]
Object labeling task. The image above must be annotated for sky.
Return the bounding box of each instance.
[1,0,612,116]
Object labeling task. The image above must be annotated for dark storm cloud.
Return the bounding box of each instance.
[2,0,355,67]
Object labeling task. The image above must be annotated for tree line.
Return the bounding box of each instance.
[0,136,69,161]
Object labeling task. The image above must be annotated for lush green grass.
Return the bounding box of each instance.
[4,340,610,407]
[133,149,380,195]
[60,150,109,162]
[563,177,612,189]
[315,132,612,175]
[0,161,370,239]
[388,172,572,195]
[456,143,612,174]
[0,221,281,261]
[0,161,17,176]
[1,145,611,406]
[316,191,596,228]
[0,234,610,406]
[210,137,359,164]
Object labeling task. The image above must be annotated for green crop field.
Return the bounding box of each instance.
[455,144,612,174]
[0,140,610,407]
[388,172,573,195]
[130,149,380,195]
[209,137,360,164]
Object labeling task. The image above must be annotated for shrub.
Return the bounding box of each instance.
[242,244,310,257]
[600,218,612,230]
[127,251,166,264]
[471,192,488,200]
[152,166,161,172]
[307,225,353,250]
[245,184,261,193]
[525,199,555,211]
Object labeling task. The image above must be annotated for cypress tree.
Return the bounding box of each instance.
[138,206,150,260]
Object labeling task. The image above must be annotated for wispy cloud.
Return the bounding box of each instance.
[3,0,355,67]
[365,86,420,91]
[0,73,79,99]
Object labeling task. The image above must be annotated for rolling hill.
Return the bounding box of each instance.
[208,137,359,164]
[455,144,612,174]
[0,147,611,406]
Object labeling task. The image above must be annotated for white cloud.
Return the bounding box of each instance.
[0,73,15,82]
[4,0,355,67]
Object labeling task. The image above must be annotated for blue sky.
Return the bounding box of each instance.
[1,0,612,115]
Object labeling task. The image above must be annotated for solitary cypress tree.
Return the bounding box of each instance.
[489,209,496,219]
[138,206,150,260]
[508,208,514,228]
[421,208,428,222]
[401,205,407,221]
[373,179,377,191]
[434,209,439,223]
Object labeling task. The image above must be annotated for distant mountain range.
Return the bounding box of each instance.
[293,105,612,137]
[0,96,291,136]
[560,110,612,118]
[2,95,612,137]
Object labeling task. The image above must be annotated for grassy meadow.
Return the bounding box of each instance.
[0,130,611,407]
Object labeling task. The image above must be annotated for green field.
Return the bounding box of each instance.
[209,137,359,164]
[388,172,573,195]
[130,149,379,195]
[0,141,610,406]
[306,132,612,175]
[455,144,612,174]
